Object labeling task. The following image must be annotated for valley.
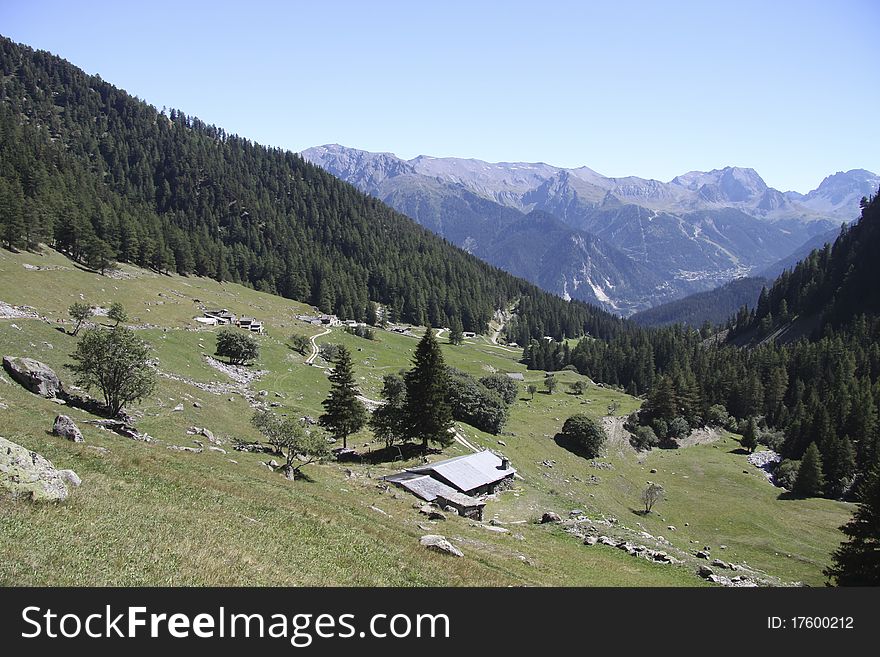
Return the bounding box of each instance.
[303,145,878,314]
[0,246,853,586]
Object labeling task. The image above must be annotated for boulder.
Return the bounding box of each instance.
[583,536,599,546]
[0,436,77,502]
[200,428,219,444]
[58,469,82,488]
[697,565,714,579]
[420,534,463,557]
[540,511,562,524]
[52,415,84,443]
[711,558,732,570]
[696,550,711,559]
[2,356,65,398]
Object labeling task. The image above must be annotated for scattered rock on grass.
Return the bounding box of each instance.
[53,415,84,443]
[420,535,463,557]
[0,436,78,502]
[3,356,65,398]
[540,511,562,524]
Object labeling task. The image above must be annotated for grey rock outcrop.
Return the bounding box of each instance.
[420,534,463,557]
[3,356,65,398]
[0,436,79,502]
[53,415,84,443]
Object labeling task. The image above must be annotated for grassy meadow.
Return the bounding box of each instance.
[0,246,852,586]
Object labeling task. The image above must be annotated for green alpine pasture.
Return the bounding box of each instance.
[0,246,852,586]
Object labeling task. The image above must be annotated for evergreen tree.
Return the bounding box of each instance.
[449,317,464,345]
[825,467,880,585]
[0,177,24,250]
[369,374,407,448]
[403,329,453,450]
[795,442,826,498]
[824,434,857,498]
[319,345,367,449]
[741,416,759,453]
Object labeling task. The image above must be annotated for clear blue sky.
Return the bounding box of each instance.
[2,0,878,192]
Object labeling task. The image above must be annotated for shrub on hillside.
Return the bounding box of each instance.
[630,425,659,452]
[479,373,519,405]
[556,414,605,459]
[215,327,259,365]
[775,459,800,490]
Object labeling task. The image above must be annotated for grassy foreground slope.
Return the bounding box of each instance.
[0,247,852,586]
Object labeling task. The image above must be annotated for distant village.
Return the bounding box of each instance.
[193,309,265,334]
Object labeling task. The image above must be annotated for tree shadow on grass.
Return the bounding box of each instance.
[776,491,802,501]
[728,447,750,455]
[361,443,442,465]
[630,508,650,517]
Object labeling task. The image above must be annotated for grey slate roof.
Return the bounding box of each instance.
[407,450,515,494]
[384,472,484,507]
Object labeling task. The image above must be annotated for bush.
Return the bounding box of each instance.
[447,368,509,435]
[630,425,658,452]
[557,414,605,458]
[318,342,342,363]
[215,327,260,365]
[288,333,310,355]
[479,373,518,405]
[668,416,690,440]
[706,404,729,427]
[775,459,800,490]
[760,430,786,452]
[561,364,579,372]
[651,417,668,441]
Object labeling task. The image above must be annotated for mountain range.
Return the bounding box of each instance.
[302,144,878,315]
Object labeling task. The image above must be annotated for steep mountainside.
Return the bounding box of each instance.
[304,144,876,315]
[0,36,628,342]
[631,277,769,328]
[730,188,880,344]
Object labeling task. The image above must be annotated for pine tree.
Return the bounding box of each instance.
[319,345,367,449]
[824,434,857,498]
[449,317,464,345]
[369,373,407,448]
[403,329,453,450]
[795,442,826,498]
[825,466,880,585]
[741,416,759,453]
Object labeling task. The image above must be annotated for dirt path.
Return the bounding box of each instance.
[305,327,332,364]
[452,426,480,453]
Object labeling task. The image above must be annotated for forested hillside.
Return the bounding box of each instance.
[0,36,621,340]
[524,192,880,500]
[631,277,768,328]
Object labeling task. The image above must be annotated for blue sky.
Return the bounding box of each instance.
[2,0,878,192]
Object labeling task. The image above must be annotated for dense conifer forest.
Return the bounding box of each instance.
[523,193,880,499]
[2,34,879,503]
[0,36,622,340]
